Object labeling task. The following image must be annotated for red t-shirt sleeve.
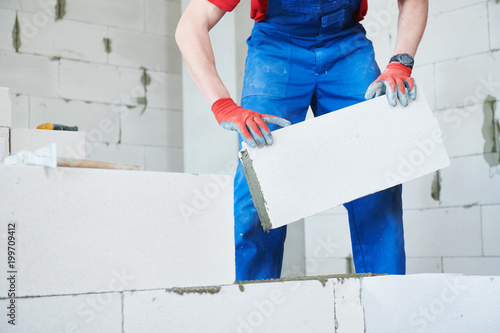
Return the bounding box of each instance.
[207,0,240,12]
[355,0,368,21]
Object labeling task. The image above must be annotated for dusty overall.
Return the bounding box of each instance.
[234,0,405,281]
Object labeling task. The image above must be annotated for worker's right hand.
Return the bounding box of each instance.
[212,98,291,148]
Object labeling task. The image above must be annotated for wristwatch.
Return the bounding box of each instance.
[389,53,414,69]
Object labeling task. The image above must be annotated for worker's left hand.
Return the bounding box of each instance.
[364,62,416,107]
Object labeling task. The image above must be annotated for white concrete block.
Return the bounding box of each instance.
[434,102,494,158]
[443,257,500,276]
[17,12,107,63]
[60,60,182,110]
[0,1,20,10]
[0,52,58,97]
[402,172,440,210]
[320,205,349,215]
[334,278,365,333]
[0,127,9,161]
[60,59,143,105]
[417,4,489,66]
[440,154,500,206]
[404,207,482,257]
[481,205,500,256]
[65,0,144,31]
[145,0,181,36]
[10,128,85,159]
[0,165,235,296]
[9,0,56,15]
[0,292,122,332]
[412,64,436,111]
[121,108,182,146]
[145,146,183,172]
[406,257,443,274]
[108,28,181,73]
[123,279,335,332]
[431,0,489,15]
[87,143,145,169]
[239,92,450,230]
[304,213,351,259]
[435,51,500,110]
[361,274,500,332]
[143,71,183,110]
[0,87,12,127]
[30,96,120,144]
[0,9,16,52]
[490,1,500,50]
[306,258,353,276]
[11,94,29,128]
[281,219,306,278]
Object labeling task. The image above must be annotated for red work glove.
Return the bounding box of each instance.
[212,98,291,148]
[365,62,417,107]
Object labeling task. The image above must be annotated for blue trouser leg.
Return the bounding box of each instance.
[312,26,406,274]
[344,185,405,274]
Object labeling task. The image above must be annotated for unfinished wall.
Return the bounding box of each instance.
[305,0,500,276]
[0,0,183,171]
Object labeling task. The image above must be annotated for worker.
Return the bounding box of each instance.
[176,0,428,281]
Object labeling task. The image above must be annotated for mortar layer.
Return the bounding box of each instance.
[167,286,222,295]
[236,273,378,288]
[239,149,272,231]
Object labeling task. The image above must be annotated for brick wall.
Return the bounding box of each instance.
[305,0,500,276]
[0,0,183,171]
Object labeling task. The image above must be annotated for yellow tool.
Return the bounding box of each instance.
[37,123,79,131]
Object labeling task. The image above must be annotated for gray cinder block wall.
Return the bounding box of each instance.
[305,0,500,276]
[0,0,183,171]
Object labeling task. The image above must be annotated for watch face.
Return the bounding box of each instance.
[399,54,414,67]
[400,54,412,63]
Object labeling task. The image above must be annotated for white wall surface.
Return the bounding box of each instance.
[0,0,183,172]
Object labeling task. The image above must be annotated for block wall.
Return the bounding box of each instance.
[0,0,183,171]
[305,0,500,276]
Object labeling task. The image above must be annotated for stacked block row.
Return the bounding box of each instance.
[1,274,498,332]
[0,0,183,171]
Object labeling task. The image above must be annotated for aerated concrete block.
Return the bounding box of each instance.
[123,278,335,332]
[0,292,122,333]
[334,278,365,333]
[482,205,500,256]
[0,165,235,296]
[0,87,11,127]
[10,128,86,159]
[361,274,500,332]
[240,93,450,230]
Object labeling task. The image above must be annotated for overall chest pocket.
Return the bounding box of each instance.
[281,0,347,28]
[282,0,345,15]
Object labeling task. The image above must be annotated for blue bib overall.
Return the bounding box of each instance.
[234,0,405,281]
